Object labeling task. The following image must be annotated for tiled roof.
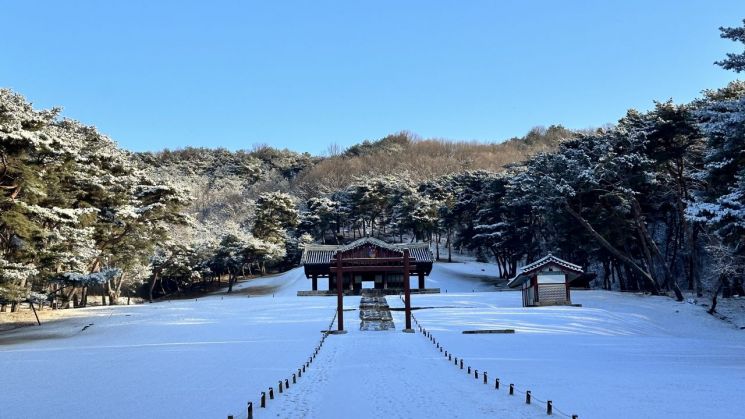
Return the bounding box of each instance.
[518,254,583,275]
[337,237,403,254]
[300,246,337,265]
[301,238,435,265]
[507,254,583,288]
[401,244,435,263]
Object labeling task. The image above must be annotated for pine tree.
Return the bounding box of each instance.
[715,19,745,72]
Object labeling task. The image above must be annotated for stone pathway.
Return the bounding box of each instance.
[265,303,542,419]
[359,289,395,331]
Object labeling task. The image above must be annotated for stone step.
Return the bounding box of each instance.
[359,290,395,331]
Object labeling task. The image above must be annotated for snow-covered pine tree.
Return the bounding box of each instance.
[715,19,745,72]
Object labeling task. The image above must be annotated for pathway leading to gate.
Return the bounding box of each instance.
[265,295,543,419]
[359,289,395,331]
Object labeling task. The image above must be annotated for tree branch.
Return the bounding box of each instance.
[564,202,660,295]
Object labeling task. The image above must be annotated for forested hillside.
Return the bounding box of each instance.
[0,90,190,308]
[2,20,745,314]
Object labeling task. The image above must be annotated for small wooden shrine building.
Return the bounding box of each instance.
[507,254,584,307]
[301,237,434,292]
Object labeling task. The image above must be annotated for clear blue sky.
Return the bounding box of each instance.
[1,1,743,155]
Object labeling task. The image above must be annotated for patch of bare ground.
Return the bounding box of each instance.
[0,331,70,345]
[0,307,92,333]
[229,284,284,296]
[221,272,288,296]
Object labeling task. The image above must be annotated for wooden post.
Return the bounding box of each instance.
[29,301,41,326]
[336,255,344,331]
[312,275,318,291]
[418,271,425,289]
[403,249,412,332]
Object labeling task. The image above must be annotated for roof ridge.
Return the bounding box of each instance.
[507,254,583,288]
[518,254,583,274]
[337,237,403,253]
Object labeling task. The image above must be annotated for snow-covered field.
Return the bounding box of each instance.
[2,263,744,419]
[1,270,337,419]
[390,266,745,419]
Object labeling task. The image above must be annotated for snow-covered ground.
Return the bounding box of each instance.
[390,263,745,419]
[2,262,744,419]
[1,269,337,419]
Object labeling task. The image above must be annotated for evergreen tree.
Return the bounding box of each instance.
[715,19,745,72]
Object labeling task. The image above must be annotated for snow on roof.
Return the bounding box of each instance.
[337,237,403,254]
[301,238,434,265]
[300,246,338,265]
[507,253,583,288]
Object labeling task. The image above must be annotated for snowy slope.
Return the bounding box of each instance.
[424,260,504,292]
[2,263,744,419]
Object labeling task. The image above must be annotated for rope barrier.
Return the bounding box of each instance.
[227,308,337,418]
[231,293,580,418]
[414,314,579,418]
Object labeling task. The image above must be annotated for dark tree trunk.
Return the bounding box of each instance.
[148,272,158,303]
[447,227,452,263]
[64,286,77,309]
[565,203,660,294]
[632,200,684,301]
[603,259,611,290]
[227,268,235,293]
[708,275,725,315]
